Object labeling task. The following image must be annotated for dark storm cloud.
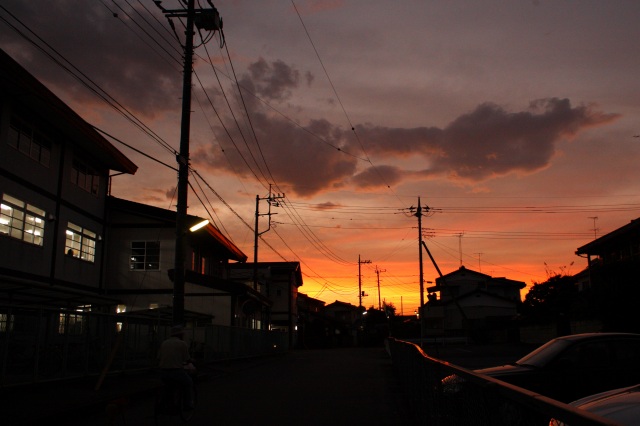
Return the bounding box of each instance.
[193,113,357,197]
[195,58,619,196]
[356,98,620,181]
[352,165,403,189]
[0,1,182,117]
[247,58,301,102]
[193,58,358,197]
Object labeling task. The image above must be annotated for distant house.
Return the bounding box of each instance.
[424,266,525,342]
[228,261,303,347]
[296,293,327,348]
[103,196,270,328]
[0,48,137,313]
[324,300,361,346]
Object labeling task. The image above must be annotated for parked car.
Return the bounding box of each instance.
[472,333,640,403]
[549,384,640,426]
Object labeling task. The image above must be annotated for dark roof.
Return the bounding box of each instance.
[432,266,525,289]
[575,218,640,256]
[0,48,137,174]
[0,271,121,308]
[427,288,520,307]
[325,300,359,310]
[297,292,326,306]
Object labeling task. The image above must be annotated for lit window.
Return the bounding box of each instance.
[7,114,52,167]
[59,305,90,335]
[0,194,46,246]
[116,304,127,314]
[71,159,100,195]
[65,222,97,263]
[0,313,14,332]
[130,241,160,270]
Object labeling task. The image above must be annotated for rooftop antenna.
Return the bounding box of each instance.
[456,232,465,267]
[588,216,599,239]
[474,252,483,272]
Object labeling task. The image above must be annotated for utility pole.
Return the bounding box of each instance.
[415,198,426,344]
[157,0,222,326]
[358,255,371,307]
[253,185,284,290]
[375,266,386,310]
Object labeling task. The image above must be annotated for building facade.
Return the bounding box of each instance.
[0,48,137,313]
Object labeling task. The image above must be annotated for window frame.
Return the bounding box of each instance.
[130,241,160,271]
[70,159,100,196]
[58,305,91,335]
[7,114,52,167]
[65,222,97,263]
[0,194,46,246]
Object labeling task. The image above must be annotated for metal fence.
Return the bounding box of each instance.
[0,306,288,387]
[387,338,620,426]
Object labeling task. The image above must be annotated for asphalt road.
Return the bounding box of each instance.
[73,347,412,426]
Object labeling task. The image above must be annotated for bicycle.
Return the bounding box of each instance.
[154,369,198,423]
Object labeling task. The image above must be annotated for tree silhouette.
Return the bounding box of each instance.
[522,274,578,328]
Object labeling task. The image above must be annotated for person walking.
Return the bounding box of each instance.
[158,325,195,408]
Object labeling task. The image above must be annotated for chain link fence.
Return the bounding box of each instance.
[387,338,620,426]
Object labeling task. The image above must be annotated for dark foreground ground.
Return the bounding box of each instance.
[4,347,409,425]
[2,343,534,425]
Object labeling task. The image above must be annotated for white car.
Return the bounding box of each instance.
[550,384,640,426]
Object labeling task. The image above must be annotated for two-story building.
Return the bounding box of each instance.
[0,48,138,317]
[103,196,272,329]
[423,266,525,342]
[0,48,140,383]
[0,48,288,384]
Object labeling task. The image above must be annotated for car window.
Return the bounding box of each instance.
[557,341,611,369]
[517,339,570,367]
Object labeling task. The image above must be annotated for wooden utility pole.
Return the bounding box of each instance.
[358,255,371,307]
[415,198,425,344]
[158,0,222,326]
[375,266,385,310]
[253,185,284,290]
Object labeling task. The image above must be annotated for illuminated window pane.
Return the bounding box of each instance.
[65,222,97,263]
[0,194,45,246]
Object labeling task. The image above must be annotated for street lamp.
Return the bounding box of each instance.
[189,219,209,232]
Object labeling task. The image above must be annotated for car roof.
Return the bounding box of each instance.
[556,332,640,342]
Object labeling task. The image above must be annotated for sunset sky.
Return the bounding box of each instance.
[2,1,640,315]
